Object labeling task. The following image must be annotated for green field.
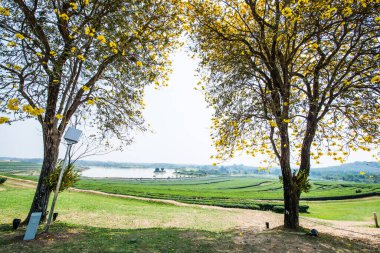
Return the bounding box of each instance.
[0,178,376,252]
[1,161,379,221]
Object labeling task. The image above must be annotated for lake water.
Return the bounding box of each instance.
[81,167,178,179]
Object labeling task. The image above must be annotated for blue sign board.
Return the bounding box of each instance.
[23,212,42,241]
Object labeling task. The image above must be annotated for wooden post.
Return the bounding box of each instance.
[374,212,379,228]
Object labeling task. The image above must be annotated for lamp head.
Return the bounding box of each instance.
[63,127,82,144]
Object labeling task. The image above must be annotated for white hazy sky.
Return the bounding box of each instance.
[0,49,377,166]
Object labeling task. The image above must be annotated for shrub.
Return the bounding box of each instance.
[355,189,362,193]
[45,162,80,192]
[273,206,284,213]
[299,205,309,213]
[0,177,7,185]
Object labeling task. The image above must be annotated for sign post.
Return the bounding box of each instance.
[44,127,82,233]
[24,212,42,240]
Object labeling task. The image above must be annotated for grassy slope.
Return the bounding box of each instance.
[304,198,380,221]
[0,179,376,253]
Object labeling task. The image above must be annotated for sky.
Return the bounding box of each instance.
[0,49,377,167]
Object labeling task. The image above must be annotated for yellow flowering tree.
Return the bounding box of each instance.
[186,0,380,228]
[0,0,182,222]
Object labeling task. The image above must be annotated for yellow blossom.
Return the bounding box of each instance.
[109,41,117,48]
[298,0,309,5]
[55,114,63,119]
[59,13,69,21]
[311,43,318,50]
[342,7,352,17]
[85,26,95,36]
[22,104,33,113]
[7,98,19,111]
[87,99,95,105]
[36,52,43,58]
[71,47,76,53]
[359,171,365,175]
[70,2,78,10]
[136,61,143,67]
[0,7,10,16]
[269,120,277,127]
[15,33,25,40]
[281,7,292,18]
[84,0,89,5]
[82,86,90,91]
[13,65,22,71]
[283,118,291,123]
[375,16,380,23]
[97,35,106,44]
[371,75,380,83]
[0,117,10,124]
[7,41,16,47]
[77,54,85,61]
[50,51,57,57]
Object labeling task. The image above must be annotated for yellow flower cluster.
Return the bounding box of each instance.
[77,54,85,61]
[59,13,69,21]
[371,75,380,83]
[282,7,292,18]
[70,2,78,10]
[97,35,106,44]
[7,41,16,47]
[15,33,25,40]
[342,7,352,17]
[55,114,63,119]
[22,104,45,116]
[87,99,95,105]
[0,117,9,124]
[7,98,19,110]
[0,7,10,16]
[136,61,143,67]
[85,26,95,37]
[269,120,277,127]
[82,86,90,91]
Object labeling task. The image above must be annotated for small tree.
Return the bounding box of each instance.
[186,0,380,228]
[45,161,79,192]
[0,0,183,222]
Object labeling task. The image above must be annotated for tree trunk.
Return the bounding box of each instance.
[282,175,300,229]
[23,128,60,224]
[278,125,300,229]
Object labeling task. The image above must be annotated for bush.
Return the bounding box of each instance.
[45,162,80,192]
[299,205,309,213]
[272,206,284,213]
[355,189,362,193]
[0,177,7,185]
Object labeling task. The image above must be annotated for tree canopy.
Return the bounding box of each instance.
[0,0,183,143]
[187,0,380,167]
[186,0,380,228]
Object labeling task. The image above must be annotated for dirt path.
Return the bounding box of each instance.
[4,176,379,246]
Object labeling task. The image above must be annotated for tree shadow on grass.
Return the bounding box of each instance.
[0,223,376,253]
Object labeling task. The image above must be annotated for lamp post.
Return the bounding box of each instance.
[44,127,82,233]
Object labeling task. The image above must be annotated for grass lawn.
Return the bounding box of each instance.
[302,198,380,221]
[0,178,377,252]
